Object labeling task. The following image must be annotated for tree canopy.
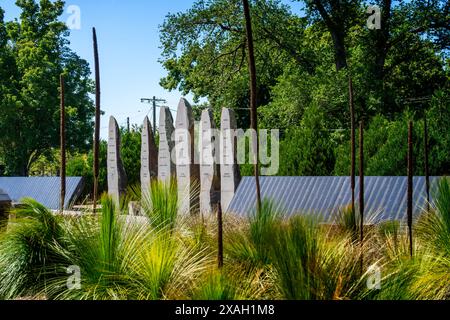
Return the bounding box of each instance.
[0,0,94,176]
[159,0,449,176]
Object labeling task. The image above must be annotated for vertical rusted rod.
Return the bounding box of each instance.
[408,121,414,258]
[359,121,364,245]
[243,0,261,213]
[217,202,224,269]
[60,74,66,213]
[349,76,356,237]
[424,115,430,212]
[93,27,101,213]
[359,121,365,272]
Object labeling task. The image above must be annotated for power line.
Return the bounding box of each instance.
[141,96,167,136]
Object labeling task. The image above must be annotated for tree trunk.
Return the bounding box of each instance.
[374,0,392,80]
[312,0,348,71]
[330,29,348,71]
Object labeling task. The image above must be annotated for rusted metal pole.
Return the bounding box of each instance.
[93,27,101,213]
[243,0,261,213]
[153,96,157,137]
[60,74,66,213]
[359,121,364,272]
[424,115,430,212]
[349,75,356,237]
[359,121,364,244]
[217,202,224,269]
[408,121,414,258]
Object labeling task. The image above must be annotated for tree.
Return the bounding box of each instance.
[67,141,107,199]
[159,0,313,128]
[301,0,449,114]
[121,127,142,188]
[0,0,95,176]
[334,93,450,178]
[278,105,335,176]
[159,0,448,177]
[67,127,143,199]
[301,0,361,71]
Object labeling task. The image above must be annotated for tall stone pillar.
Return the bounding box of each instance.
[220,108,241,212]
[175,98,200,215]
[107,116,127,206]
[158,107,176,183]
[141,116,158,197]
[199,109,220,215]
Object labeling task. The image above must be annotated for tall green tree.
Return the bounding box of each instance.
[0,0,94,176]
[159,0,449,176]
[301,0,448,115]
[159,0,313,128]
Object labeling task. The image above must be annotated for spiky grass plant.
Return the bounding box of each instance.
[191,270,239,300]
[403,177,450,299]
[41,193,209,300]
[268,215,364,300]
[43,195,139,299]
[226,201,365,300]
[268,215,321,300]
[416,178,450,255]
[249,200,281,265]
[334,205,358,239]
[226,200,280,268]
[190,265,273,300]
[0,199,69,299]
[130,230,210,300]
[141,179,179,231]
[356,231,417,300]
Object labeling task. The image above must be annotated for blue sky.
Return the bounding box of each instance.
[2,0,301,138]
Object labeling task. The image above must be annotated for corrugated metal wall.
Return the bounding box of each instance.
[0,177,84,210]
[228,176,442,223]
[0,189,11,203]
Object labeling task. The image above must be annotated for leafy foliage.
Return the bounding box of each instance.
[159,0,449,177]
[335,92,450,177]
[66,127,143,199]
[0,0,95,176]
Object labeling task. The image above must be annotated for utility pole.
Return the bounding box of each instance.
[127,117,130,133]
[141,97,167,136]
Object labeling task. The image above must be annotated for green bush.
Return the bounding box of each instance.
[278,105,336,176]
[334,95,450,177]
[66,141,107,199]
[66,127,143,200]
